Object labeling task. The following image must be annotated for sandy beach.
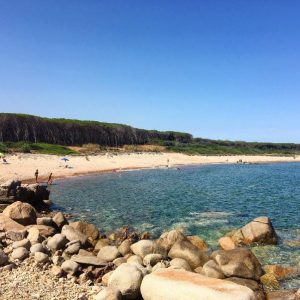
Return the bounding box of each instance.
[0,152,299,184]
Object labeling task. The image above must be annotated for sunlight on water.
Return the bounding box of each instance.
[50,162,300,288]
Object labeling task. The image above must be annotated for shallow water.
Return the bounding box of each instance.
[51,162,300,288]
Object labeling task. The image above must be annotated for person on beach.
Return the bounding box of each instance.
[35,169,39,183]
[47,173,53,185]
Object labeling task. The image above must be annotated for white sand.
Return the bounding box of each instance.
[0,152,299,184]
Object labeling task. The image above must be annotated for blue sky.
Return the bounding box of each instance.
[0,1,299,142]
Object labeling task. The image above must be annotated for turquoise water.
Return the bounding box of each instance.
[51,163,300,288]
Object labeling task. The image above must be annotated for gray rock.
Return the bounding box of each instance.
[127,255,143,265]
[0,263,14,272]
[0,250,8,266]
[95,239,110,251]
[11,247,29,260]
[130,240,155,258]
[12,239,31,250]
[94,287,122,300]
[52,212,68,229]
[168,240,208,269]
[202,260,225,279]
[61,260,80,274]
[212,248,263,280]
[30,243,46,254]
[6,229,27,241]
[152,261,168,272]
[64,241,81,255]
[47,234,68,251]
[118,239,132,256]
[169,258,192,271]
[156,230,186,253]
[71,254,107,266]
[27,227,44,244]
[108,263,144,299]
[36,217,53,226]
[51,265,63,277]
[34,252,49,263]
[97,246,120,262]
[61,225,87,245]
[69,220,99,240]
[52,255,64,266]
[143,254,163,267]
[113,257,126,267]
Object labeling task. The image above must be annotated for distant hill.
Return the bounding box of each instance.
[0,113,299,155]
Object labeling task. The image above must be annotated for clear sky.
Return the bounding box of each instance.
[0,1,299,142]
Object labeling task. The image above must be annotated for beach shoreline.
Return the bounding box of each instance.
[1,152,300,184]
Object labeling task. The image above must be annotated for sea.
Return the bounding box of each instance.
[50,162,300,289]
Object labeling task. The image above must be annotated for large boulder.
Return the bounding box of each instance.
[0,214,25,232]
[108,263,144,299]
[69,221,99,240]
[230,217,278,246]
[211,248,263,280]
[61,225,87,245]
[168,240,208,269]
[141,269,256,300]
[130,240,156,258]
[3,201,37,225]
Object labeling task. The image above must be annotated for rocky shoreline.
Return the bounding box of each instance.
[0,181,299,300]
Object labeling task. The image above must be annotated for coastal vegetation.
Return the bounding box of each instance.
[0,113,300,156]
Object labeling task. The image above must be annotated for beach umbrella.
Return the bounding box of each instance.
[61,157,69,162]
